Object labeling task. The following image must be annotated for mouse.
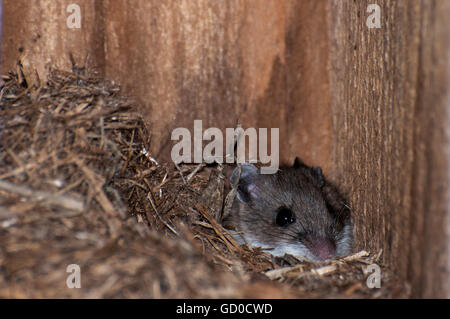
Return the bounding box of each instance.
[223,157,353,262]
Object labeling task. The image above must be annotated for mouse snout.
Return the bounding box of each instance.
[307,237,336,261]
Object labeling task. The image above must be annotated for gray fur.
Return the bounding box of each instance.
[225,161,353,262]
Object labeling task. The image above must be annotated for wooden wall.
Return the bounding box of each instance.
[2,0,449,297]
[328,0,450,298]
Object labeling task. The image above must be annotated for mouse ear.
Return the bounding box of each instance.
[294,157,325,187]
[230,163,259,185]
[231,164,259,204]
[293,157,306,168]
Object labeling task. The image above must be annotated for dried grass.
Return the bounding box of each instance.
[0,62,410,298]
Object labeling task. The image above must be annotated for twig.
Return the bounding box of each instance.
[265,265,305,280]
[194,204,245,254]
[140,147,159,166]
[146,190,179,236]
[99,116,105,149]
[120,128,135,175]
[342,250,369,261]
[152,172,169,192]
[0,152,55,180]
[310,264,338,276]
[186,163,206,182]
[222,174,238,221]
[174,162,187,184]
[74,157,121,233]
[0,180,85,212]
[222,124,243,221]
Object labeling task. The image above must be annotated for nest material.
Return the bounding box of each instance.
[0,62,410,298]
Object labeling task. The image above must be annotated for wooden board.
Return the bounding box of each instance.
[328,0,450,298]
[1,0,449,297]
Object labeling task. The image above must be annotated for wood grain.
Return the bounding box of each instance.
[2,0,104,80]
[327,0,450,297]
[1,0,449,297]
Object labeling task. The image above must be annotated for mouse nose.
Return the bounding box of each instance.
[309,238,336,261]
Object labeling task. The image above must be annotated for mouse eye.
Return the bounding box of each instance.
[275,207,296,227]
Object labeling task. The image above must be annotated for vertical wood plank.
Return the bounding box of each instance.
[285,0,332,172]
[1,0,104,80]
[408,0,450,298]
[328,0,419,276]
[328,0,449,297]
[102,0,293,162]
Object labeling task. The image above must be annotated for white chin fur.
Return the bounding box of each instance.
[226,226,353,262]
[239,233,319,262]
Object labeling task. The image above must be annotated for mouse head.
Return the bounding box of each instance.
[231,160,352,262]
